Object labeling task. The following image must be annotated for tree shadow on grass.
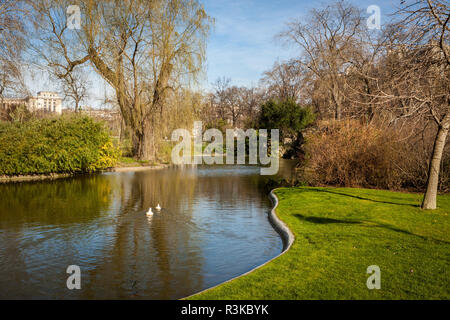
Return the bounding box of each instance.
[293,213,449,244]
[307,188,420,208]
[293,214,362,225]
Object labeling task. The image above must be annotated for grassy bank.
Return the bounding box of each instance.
[117,156,156,167]
[190,187,450,299]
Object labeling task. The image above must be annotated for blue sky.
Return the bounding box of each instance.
[202,0,396,88]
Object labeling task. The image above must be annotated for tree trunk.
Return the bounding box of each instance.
[132,123,152,161]
[422,113,450,210]
[331,83,342,120]
[150,114,157,160]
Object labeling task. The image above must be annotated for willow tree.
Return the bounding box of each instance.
[32,0,212,160]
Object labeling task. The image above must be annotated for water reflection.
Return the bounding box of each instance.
[0,165,282,299]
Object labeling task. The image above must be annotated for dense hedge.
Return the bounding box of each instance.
[303,120,408,190]
[302,120,449,191]
[0,116,121,176]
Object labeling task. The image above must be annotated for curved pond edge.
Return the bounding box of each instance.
[183,188,295,299]
[0,172,76,184]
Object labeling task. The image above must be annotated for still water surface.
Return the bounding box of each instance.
[0,165,283,299]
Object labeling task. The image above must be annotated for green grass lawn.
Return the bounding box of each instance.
[117,156,154,167]
[189,187,450,300]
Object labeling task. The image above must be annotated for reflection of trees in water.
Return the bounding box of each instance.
[0,175,113,299]
[0,230,33,299]
[0,175,113,228]
[192,161,299,208]
[194,171,268,209]
[83,169,205,299]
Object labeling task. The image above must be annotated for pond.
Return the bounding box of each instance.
[0,164,290,299]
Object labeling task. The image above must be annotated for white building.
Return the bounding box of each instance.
[1,91,63,114]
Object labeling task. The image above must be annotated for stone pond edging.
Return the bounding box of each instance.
[267,189,295,252]
[183,188,295,299]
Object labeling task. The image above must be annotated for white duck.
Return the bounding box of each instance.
[156,204,162,211]
[146,208,153,216]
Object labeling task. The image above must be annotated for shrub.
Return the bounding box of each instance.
[258,99,315,140]
[302,120,409,190]
[302,120,449,191]
[258,99,315,159]
[0,115,120,176]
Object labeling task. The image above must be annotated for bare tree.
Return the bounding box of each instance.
[212,77,232,121]
[226,86,244,127]
[237,86,263,127]
[279,0,365,120]
[59,67,91,112]
[211,78,261,128]
[387,0,449,209]
[346,0,449,209]
[261,59,304,102]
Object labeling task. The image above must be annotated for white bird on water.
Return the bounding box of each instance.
[156,204,162,211]
[146,208,153,216]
